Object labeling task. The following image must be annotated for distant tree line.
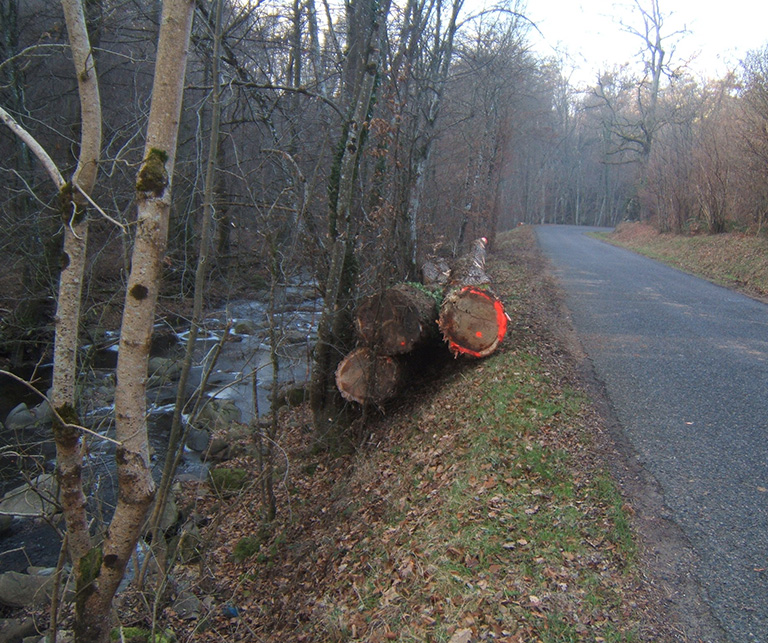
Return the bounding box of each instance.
[2,0,768,425]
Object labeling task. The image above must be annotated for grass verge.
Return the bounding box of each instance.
[600,222,768,298]
[159,226,675,642]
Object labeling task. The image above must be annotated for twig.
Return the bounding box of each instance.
[0,369,121,445]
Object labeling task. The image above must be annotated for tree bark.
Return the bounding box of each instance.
[335,347,402,405]
[144,0,224,581]
[53,0,103,614]
[438,238,507,358]
[310,0,391,430]
[75,2,195,641]
[355,283,440,355]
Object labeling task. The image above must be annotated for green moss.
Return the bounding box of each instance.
[405,281,443,304]
[109,626,175,643]
[53,403,81,446]
[233,535,262,562]
[76,545,102,600]
[55,403,80,425]
[58,182,86,225]
[209,467,248,494]
[136,148,169,195]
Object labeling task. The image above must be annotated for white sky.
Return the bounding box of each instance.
[522,0,768,87]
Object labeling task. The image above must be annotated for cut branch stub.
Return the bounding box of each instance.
[439,285,507,358]
[354,283,440,355]
[335,347,402,405]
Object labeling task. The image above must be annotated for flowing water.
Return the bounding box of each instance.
[0,283,321,573]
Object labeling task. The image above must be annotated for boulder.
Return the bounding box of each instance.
[145,494,180,535]
[4,401,54,434]
[0,474,59,518]
[148,357,182,382]
[22,633,73,643]
[173,523,204,565]
[4,404,34,431]
[233,320,258,335]
[0,571,55,608]
[185,427,210,453]
[281,329,310,345]
[29,400,52,427]
[172,590,202,620]
[196,399,241,433]
[202,437,231,462]
[0,616,38,643]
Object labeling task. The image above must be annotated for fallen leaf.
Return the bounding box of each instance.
[448,628,473,643]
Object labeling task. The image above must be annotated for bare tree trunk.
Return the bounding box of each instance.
[402,0,464,275]
[144,0,223,581]
[310,0,391,434]
[75,2,194,641]
[49,5,103,626]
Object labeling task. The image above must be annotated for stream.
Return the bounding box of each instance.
[0,281,321,574]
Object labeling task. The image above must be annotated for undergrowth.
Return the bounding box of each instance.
[156,226,674,642]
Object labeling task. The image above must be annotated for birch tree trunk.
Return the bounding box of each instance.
[145,0,223,577]
[48,4,104,628]
[75,2,195,641]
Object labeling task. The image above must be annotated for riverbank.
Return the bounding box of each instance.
[604,221,768,299]
[127,226,681,642]
[4,225,695,641]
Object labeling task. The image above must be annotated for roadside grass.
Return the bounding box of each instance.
[303,228,652,642]
[601,222,768,298]
[169,226,672,642]
[327,344,642,642]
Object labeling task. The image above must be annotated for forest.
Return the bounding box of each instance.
[1,0,768,640]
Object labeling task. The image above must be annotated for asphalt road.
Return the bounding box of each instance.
[535,225,768,643]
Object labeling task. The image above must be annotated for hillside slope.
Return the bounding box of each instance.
[138,226,687,642]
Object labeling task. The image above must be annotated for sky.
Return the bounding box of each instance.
[523,0,768,87]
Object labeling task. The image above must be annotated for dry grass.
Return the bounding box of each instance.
[606,222,768,298]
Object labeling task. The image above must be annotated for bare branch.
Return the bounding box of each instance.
[0,105,64,188]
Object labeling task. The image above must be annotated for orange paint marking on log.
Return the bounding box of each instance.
[449,286,508,358]
[476,331,483,337]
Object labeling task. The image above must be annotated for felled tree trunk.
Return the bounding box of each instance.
[421,258,450,287]
[354,283,440,355]
[335,347,402,405]
[439,237,507,358]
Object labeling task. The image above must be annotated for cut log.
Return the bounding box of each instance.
[335,347,402,404]
[354,283,440,355]
[439,238,508,358]
[421,258,451,287]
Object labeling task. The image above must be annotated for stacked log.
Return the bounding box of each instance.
[335,347,402,405]
[354,282,440,355]
[335,238,507,405]
[438,237,508,358]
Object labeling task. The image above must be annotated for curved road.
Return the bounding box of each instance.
[536,225,768,642]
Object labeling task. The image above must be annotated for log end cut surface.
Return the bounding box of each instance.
[439,286,507,358]
[355,284,439,355]
[335,347,402,404]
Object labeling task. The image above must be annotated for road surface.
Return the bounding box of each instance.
[536,225,768,643]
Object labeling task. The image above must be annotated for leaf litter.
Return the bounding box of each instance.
[151,226,686,642]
